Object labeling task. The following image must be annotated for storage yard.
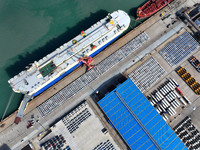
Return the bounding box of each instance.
[38,101,120,150]
[0,0,200,149]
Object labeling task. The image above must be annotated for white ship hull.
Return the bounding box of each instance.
[8,10,131,96]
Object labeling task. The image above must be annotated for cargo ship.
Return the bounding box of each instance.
[136,0,173,20]
[8,10,130,97]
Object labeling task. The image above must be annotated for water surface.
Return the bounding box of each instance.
[0,0,147,119]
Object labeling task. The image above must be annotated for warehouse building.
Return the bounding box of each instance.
[98,79,187,150]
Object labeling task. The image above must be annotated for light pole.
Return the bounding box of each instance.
[37,120,46,131]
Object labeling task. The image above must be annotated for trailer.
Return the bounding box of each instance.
[165,95,172,102]
[151,95,159,103]
[162,86,169,94]
[155,92,163,100]
[173,90,181,98]
[164,85,170,93]
[161,101,168,109]
[171,101,177,109]
[166,82,174,91]
[158,86,165,95]
[178,97,187,106]
[156,91,164,99]
[159,104,167,113]
[163,98,170,107]
[169,78,179,87]
[162,113,168,121]
[168,106,176,116]
[174,99,180,107]
[167,93,174,102]
[170,91,177,98]
[167,107,173,116]
[155,105,162,114]
[182,96,191,104]
[175,87,183,96]
[169,92,176,99]
[167,79,176,89]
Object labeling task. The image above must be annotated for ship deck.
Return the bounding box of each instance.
[9,10,130,95]
[0,0,199,149]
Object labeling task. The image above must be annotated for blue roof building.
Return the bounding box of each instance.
[98,79,188,150]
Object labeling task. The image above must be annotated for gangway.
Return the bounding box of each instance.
[14,95,33,124]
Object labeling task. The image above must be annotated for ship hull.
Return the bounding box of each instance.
[9,10,131,96]
[136,0,172,20]
[32,34,121,96]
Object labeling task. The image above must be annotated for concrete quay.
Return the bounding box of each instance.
[0,0,198,149]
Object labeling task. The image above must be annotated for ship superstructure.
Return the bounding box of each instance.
[8,10,130,97]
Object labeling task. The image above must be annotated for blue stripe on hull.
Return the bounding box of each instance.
[32,34,121,96]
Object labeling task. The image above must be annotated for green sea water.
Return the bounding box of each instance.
[0,0,148,119]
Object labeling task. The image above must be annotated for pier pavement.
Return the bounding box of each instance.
[0,0,197,149]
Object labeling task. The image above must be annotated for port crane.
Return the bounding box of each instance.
[78,56,94,71]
